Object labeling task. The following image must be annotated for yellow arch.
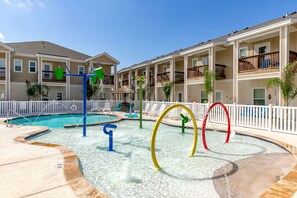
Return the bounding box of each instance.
[150,104,198,170]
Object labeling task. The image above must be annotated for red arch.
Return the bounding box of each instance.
[202,102,231,150]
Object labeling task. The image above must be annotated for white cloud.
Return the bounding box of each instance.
[0,33,5,41]
[0,0,45,10]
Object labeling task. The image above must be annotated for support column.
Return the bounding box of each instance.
[5,51,10,101]
[38,57,42,84]
[134,69,138,100]
[66,60,71,100]
[184,55,188,102]
[128,70,132,89]
[233,40,239,103]
[169,58,175,102]
[114,64,118,100]
[145,64,150,100]
[154,64,158,101]
[279,25,290,106]
[209,46,216,103]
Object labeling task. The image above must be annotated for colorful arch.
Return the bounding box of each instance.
[151,104,198,170]
[202,102,231,150]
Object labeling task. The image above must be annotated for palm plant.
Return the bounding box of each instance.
[161,81,174,101]
[25,80,49,101]
[203,66,215,102]
[266,62,297,106]
[86,83,101,100]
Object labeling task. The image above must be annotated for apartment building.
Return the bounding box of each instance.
[117,12,297,106]
[0,41,119,101]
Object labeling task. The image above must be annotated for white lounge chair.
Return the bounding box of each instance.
[157,103,167,116]
[148,103,158,116]
[135,102,151,114]
[91,102,99,111]
[101,102,111,112]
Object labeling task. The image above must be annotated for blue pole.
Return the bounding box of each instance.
[83,73,87,137]
[109,131,113,151]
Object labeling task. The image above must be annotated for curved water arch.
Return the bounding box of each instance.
[202,102,231,150]
[151,104,198,170]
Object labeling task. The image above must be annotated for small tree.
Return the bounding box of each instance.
[86,84,102,100]
[25,80,49,101]
[203,66,215,103]
[161,81,174,101]
[267,62,297,106]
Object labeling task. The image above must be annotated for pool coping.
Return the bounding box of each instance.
[5,115,297,198]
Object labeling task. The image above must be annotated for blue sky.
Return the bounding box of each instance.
[0,0,297,69]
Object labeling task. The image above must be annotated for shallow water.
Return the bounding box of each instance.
[10,114,117,128]
[29,120,290,197]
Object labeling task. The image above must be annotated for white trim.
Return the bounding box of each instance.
[71,59,85,63]
[238,71,279,81]
[228,19,293,41]
[13,59,23,72]
[0,42,14,51]
[253,87,266,105]
[151,55,173,64]
[180,43,214,55]
[28,60,37,73]
[254,42,270,55]
[239,47,248,58]
[78,65,84,74]
[14,53,36,58]
[36,53,71,61]
[85,52,120,64]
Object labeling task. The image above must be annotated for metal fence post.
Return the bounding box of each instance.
[233,103,236,127]
[268,104,272,132]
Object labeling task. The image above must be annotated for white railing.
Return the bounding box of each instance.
[1,100,297,135]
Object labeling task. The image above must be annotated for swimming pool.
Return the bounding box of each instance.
[29,120,295,197]
[10,114,117,128]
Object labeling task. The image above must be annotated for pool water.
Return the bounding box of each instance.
[29,120,291,197]
[10,114,117,128]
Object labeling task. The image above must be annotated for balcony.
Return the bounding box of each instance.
[122,79,129,86]
[103,75,114,85]
[149,76,155,86]
[187,64,226,80]
[42,71,66,82]
[238,51,297,73]
[157,72,184,83]
[0,68,5,80]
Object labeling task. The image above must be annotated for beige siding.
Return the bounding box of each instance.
[11,56,38,83]
[188,84,203,102]
[214,81,233,104]
[215,46,233,79]
[0,53,5,58]
[175,60,184,72]
[91,54,117,65]
[290,31,297,52]
[70,85,83,100]
[240,36,279,56]
[238,79,278,105]
[70,62,87,84]
[0,46,9,51]
[174,84,184,102]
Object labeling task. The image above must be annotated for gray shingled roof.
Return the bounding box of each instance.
[118,12,297,73]
[6,41,90,60]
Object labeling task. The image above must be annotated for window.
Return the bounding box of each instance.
[28,61,37,73]
[201,91,208,103]
[99,92,106,100]
[0,59,5,78]
[14,59,23,72]
[0,92,5,100]
[56,92,63,101]
[254,42,270,55]
[239,47,248,58]
[42,90,50,101]
[215,91,222,102]
[203,57,209,65]
[43,63,53,80]
[78,66,84,74]
[177,92,183,102]
[192,58,198,67]
[253,88,265,105]
[163,66,167,72]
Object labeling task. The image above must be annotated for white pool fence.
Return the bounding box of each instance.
[0,100,296,135]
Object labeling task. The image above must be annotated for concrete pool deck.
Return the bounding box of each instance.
[0,112,297,197]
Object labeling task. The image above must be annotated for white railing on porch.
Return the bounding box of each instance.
[1,100,296,135]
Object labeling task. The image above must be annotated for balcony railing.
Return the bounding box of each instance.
[238,51,281,72]
[157,72,184,83]
[0,68,5,80]
[149,76,155,86]
[187,64,226,80]
[157,72,170,83]
[103,75,114,85]
[42,71,66,82]
[122,79,129,86]
[175,71,184,83]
